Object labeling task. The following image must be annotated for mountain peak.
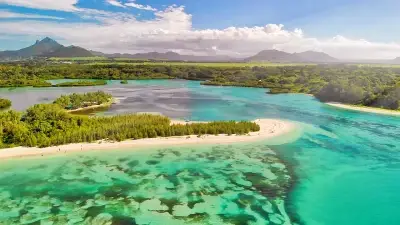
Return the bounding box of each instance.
[245,49,337,63]
[38,37,58,44]
[294,51,337,62]
[246,49,300,62]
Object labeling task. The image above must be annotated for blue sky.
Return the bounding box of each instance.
[0,0,400,59]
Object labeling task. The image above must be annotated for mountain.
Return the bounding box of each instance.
[0,37,339,62]
[293,51,337,62]
[245,50,303,62]
[392,57,400,64]
[42,46,93,58]
[0,37,62,59]
[104,51,233,62]
[0,37,93,59]
[90,50,106,57]
[246,49,337,63]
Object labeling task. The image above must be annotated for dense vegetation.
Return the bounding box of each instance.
[0,63,399,110]
[0,103,260,148]
[0,98,11,110]
[0,79,52,87]
[53,91,112,110]
[54,80,107,87]
[202,65,400,110]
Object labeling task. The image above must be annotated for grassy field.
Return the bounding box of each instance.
[85,61,316,67]
[47,57,400,68]
[47,56,315,67]
[49,56,108,61]
[113,58,150,61]
[355,64,400,68]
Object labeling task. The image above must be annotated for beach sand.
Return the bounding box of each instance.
[67,99,115,113]
[326,102,400,116]
[0,119,297,160]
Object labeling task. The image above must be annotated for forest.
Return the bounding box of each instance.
[0,98,11,110]
[53,91,113,110]
[0,103,259,148]
[0,63,399,110]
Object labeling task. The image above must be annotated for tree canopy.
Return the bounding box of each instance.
[0,101,259,148]
[1,63,399,110]
[53,91,112,110]
[0,98,11,110]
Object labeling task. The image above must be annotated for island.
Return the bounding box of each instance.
[0,94,296,159]
[53,91,113,112]
[53,80,107,87]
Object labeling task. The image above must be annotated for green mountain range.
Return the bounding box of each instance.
[0,37,93,59]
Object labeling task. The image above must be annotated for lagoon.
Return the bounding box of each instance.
[0,80,399,225]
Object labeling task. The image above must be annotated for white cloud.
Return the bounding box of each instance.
[0,0,78,11]
[106,0,126,8]
[105,0,157,11]
[0,10,64,20]
[125,0,156,11]
[0,4,399,59]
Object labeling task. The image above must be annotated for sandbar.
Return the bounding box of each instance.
[0,119,297,160]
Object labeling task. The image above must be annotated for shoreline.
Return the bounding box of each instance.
[67,99,115,113]
[326,102,400,116]
[0,119,297,160]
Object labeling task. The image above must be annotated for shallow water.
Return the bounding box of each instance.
[0,80,399,225]
[0,144,294,225]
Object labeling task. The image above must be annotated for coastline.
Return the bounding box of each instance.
[326,102,400,116]
[67,99,115,113]
[0,119,297,160]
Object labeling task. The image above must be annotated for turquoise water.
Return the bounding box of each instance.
[0,80,399,224]
[0,144,294,225]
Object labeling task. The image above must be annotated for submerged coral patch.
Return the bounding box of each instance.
[0,144,295,224]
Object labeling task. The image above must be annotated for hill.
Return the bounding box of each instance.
[0,37,93,59]
[245,50,302,62]
[105,51,233,62]
[0,37,62,59]
[42,46,93,58]
[293,51,337,62]
[392,57,400,64]
[0,37,338,62]
[246,50,337,63]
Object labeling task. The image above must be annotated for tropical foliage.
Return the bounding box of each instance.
[0,103,259,148]
[0,98,11,110]
[54,80,107,87]
[53,91,112,110]
[0,63,399,109]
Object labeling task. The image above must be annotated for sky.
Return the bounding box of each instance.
[0,0,400,59]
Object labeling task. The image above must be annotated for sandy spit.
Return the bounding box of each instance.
[0,119,297,160]
[326,102,400,116]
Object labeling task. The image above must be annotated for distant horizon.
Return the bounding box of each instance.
[2,36,400,63]
[0,1,399,59]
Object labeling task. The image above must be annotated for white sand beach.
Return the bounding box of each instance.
[0,119,297,160]
[67,99,114,113]
[326,102,400,116]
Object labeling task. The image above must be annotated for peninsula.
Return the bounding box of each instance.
[326,102,400,116]
[0,119,296,159]
[0,92,299,160]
